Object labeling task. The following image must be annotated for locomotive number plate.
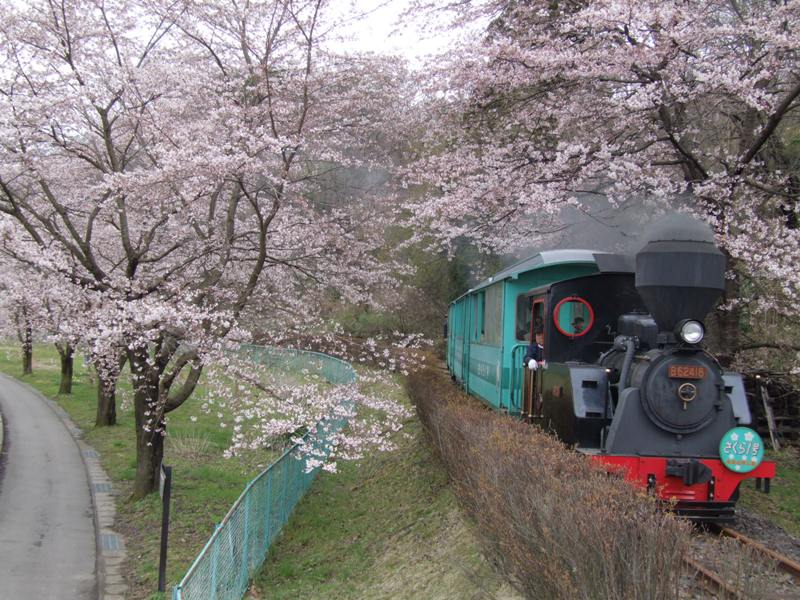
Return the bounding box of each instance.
[668,365,706,379]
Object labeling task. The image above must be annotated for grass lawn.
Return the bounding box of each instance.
[739,446,800,537]
[251,377,522,600]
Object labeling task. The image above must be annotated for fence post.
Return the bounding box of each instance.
[264,468,273,551]
[158,464,173,593]
[210,524,221,600]
[281,458,289,527]
[241,493,251,590]
[292,455,299,507]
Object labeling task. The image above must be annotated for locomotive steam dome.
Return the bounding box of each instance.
[635,214,725,332]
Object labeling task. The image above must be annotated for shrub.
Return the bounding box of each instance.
[166,433,213,460]
[407,370,690,600]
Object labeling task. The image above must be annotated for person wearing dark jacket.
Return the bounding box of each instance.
[524,329,545,370]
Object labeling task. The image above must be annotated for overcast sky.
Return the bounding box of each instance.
[327,1,478,65]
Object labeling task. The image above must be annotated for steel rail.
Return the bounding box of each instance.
[683,555,744,599]
[716,525,800,582]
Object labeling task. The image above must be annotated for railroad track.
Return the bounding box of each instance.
[686,524,800,598]
[684,555,745,599]
[714,525,800,581]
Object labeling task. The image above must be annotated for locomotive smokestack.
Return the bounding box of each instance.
[635,214,725,333]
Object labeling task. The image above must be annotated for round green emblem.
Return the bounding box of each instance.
[719,427,764,473]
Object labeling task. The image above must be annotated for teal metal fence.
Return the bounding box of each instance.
[172,345,356,600]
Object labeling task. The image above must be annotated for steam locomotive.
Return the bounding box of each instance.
[446,214,774,521]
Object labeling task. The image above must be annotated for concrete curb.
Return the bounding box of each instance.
[0,409,5,479]
[9,379,128,600]
[0,407,5,486]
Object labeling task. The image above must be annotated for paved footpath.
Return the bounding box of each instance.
[0,374,97,599]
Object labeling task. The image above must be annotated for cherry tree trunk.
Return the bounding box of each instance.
[130,350,164,499]
[133,411,164,499]
[715,277,742,368]
[95,369,117,427]
[57,343,74,394]
[712,251,742,368]
[21,324,32,375]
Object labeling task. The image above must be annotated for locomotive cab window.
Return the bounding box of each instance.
[516,294,544,342]
[531,301,544,337]
[553,296,594,338]
[516,295,532,341]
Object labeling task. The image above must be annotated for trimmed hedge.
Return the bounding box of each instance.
[408,369,689,600]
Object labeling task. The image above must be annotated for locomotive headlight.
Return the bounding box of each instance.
[677,320,704,344]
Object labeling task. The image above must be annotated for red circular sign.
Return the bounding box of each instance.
[553,296,594,338]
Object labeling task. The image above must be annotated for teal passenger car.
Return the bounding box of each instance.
[446,250,600,415]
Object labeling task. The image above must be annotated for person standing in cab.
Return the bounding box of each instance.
[524,327,545,370]
[572,316,585,334]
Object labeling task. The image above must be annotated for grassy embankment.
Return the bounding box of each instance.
[0,344,516,600]
[251,373,520,600]
[740,446,800,537]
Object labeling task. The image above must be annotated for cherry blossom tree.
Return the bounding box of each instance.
[0,0,412,497]
[46,285,127,420]
[406,0,800,365]
[207,334,423,471]
[13,302,33,376]
[0,278,36,375]
[27,274,85,394]
[0,248,126,415]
